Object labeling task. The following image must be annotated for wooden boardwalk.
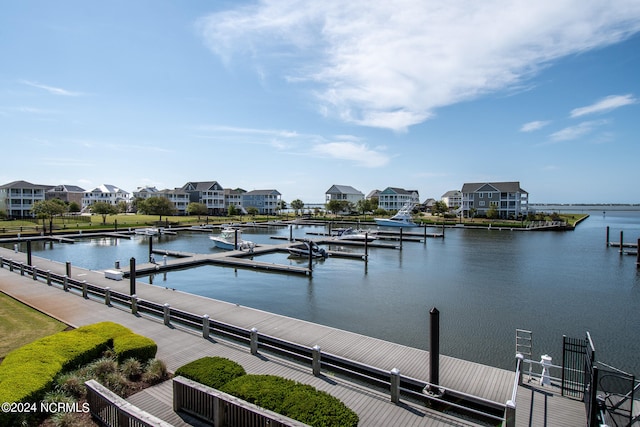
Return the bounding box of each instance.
[0,246,587,426]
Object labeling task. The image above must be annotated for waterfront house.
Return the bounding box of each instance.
[157,188,190,215]
[441,190,463,210]
[461,181,529,219]
[325,185,365,204]
[325,185,364,213]
[0,180,52,218]
[181,181,225,215]
[422,198,436,213]
[242,189,281,215]
[377,187,420,211]
[46,184,85,207]
[225,188,248,214]
[132,186,159,200]
[82,184,130,211]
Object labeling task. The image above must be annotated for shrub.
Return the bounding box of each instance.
[56,372,86,399]
[221,375,359,427]
[120,358,143,380]
[113,334,157,363]
[176,357,246,389]
[142,359,169,385]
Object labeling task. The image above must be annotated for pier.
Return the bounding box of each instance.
[0,246,590,426]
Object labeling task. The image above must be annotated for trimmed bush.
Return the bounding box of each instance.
[221,375,359,427]
[176,357,246,389]
[0,321,158,425]
[113,333,157,363]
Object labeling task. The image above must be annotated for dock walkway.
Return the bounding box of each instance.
[0,247,586,426]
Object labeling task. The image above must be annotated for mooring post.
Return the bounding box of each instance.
[234,229,238,250]
[364,233,369,261]
[129,257,136,295]
[26,240,32,266]
[250,328,259,355]
[63,275,68,292]
[202,314,210,339]
[399,228,403,250]
[149,236,153,260]
[606,226,610,247]
[66,261,71,278]
[163,303,171,326]
[423,225,427,245]
[114,219,118,232]
[312,345,322,376]
[620,230,624,254]
[429,307,440,392]
[390,368,400,404]
[636,238,639,269]
[289,225,293,242]
[308,242,313,273]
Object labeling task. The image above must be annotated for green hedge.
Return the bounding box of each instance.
[113,334,157,363]
[221,375,359,427]
[175,357,246,389]
[0,321,157,425]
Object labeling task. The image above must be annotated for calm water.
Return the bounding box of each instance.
[7,208,640,374]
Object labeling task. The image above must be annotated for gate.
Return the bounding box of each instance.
[562,333,598,425]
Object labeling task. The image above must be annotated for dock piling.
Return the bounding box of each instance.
[606,226,610,247]
[429,307,441,393]
[129,257,136,295]
[637,238,639,269]
[620,231,624,254]
[66,261,71,277]
[27,240,32,266]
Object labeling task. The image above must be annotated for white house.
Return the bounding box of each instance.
[441,190,463,210]
[377,187,420,211]
[82,184,130,210]
[0,180,51,218]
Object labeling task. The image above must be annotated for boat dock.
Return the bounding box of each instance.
[0,247,588,426]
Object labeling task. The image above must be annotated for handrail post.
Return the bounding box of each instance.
[390,368,400,404]
[203,314,210,339]
[46,269,52,285]
[131,295,138,315]
[82,280,88,298]
[105,287,111,306]
[312,345,322,376]
[63,274,69,292]
[504,400,516,427]
[163,303,171,326]
[250,328,259,355]
[20,262,25,276]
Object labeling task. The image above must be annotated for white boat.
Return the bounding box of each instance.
[333,227,377,241]
[374,203,418,227]
[287,241,328,258]
[209,228,255,251]
[135,227,160,236]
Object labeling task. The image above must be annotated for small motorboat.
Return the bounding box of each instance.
[210,228,255,251]
[333,227,377,241]
[287,241,328,258]
[134,227,160,236]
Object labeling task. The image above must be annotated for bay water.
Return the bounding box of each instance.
[9,208,640,374]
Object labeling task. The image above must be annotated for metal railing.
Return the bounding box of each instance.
[1,255,513,425]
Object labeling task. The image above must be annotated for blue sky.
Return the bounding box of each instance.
[1,1,639,204]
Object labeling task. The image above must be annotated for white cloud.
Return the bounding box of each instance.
[20,80,83,96]
[312,141,389,167]
[549,120,608,142]
[570,94,637,118]
[520,120,551,132]
[197,1,640,131]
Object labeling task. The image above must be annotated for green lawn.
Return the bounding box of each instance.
[0,292,68,359]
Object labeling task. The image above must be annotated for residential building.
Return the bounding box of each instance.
[157,188,190,215]
[181,181,225,215]
[132,186,159,200]
[366,190,381,201]
[325,185,364,205]
[461,181,529,219]
[0,180,52,218]
[441,190,463,210]
[377,187,420,211]
[82,184,130,210]
[46,184,85,206]
[225,188,247,214]
[242,189,281,215]
[421,198,436,213]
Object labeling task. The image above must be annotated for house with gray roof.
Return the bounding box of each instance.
[46,184,85,207]
[377,187,420,211]
[242,189,281,215]
[0,180,52,218]
[325,185,364,205]
[181,181,225,215]
[461,181,529,218]
[441,190,462,210]
[82,184,130,210]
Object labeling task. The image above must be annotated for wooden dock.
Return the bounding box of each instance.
[0,246,588,426]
